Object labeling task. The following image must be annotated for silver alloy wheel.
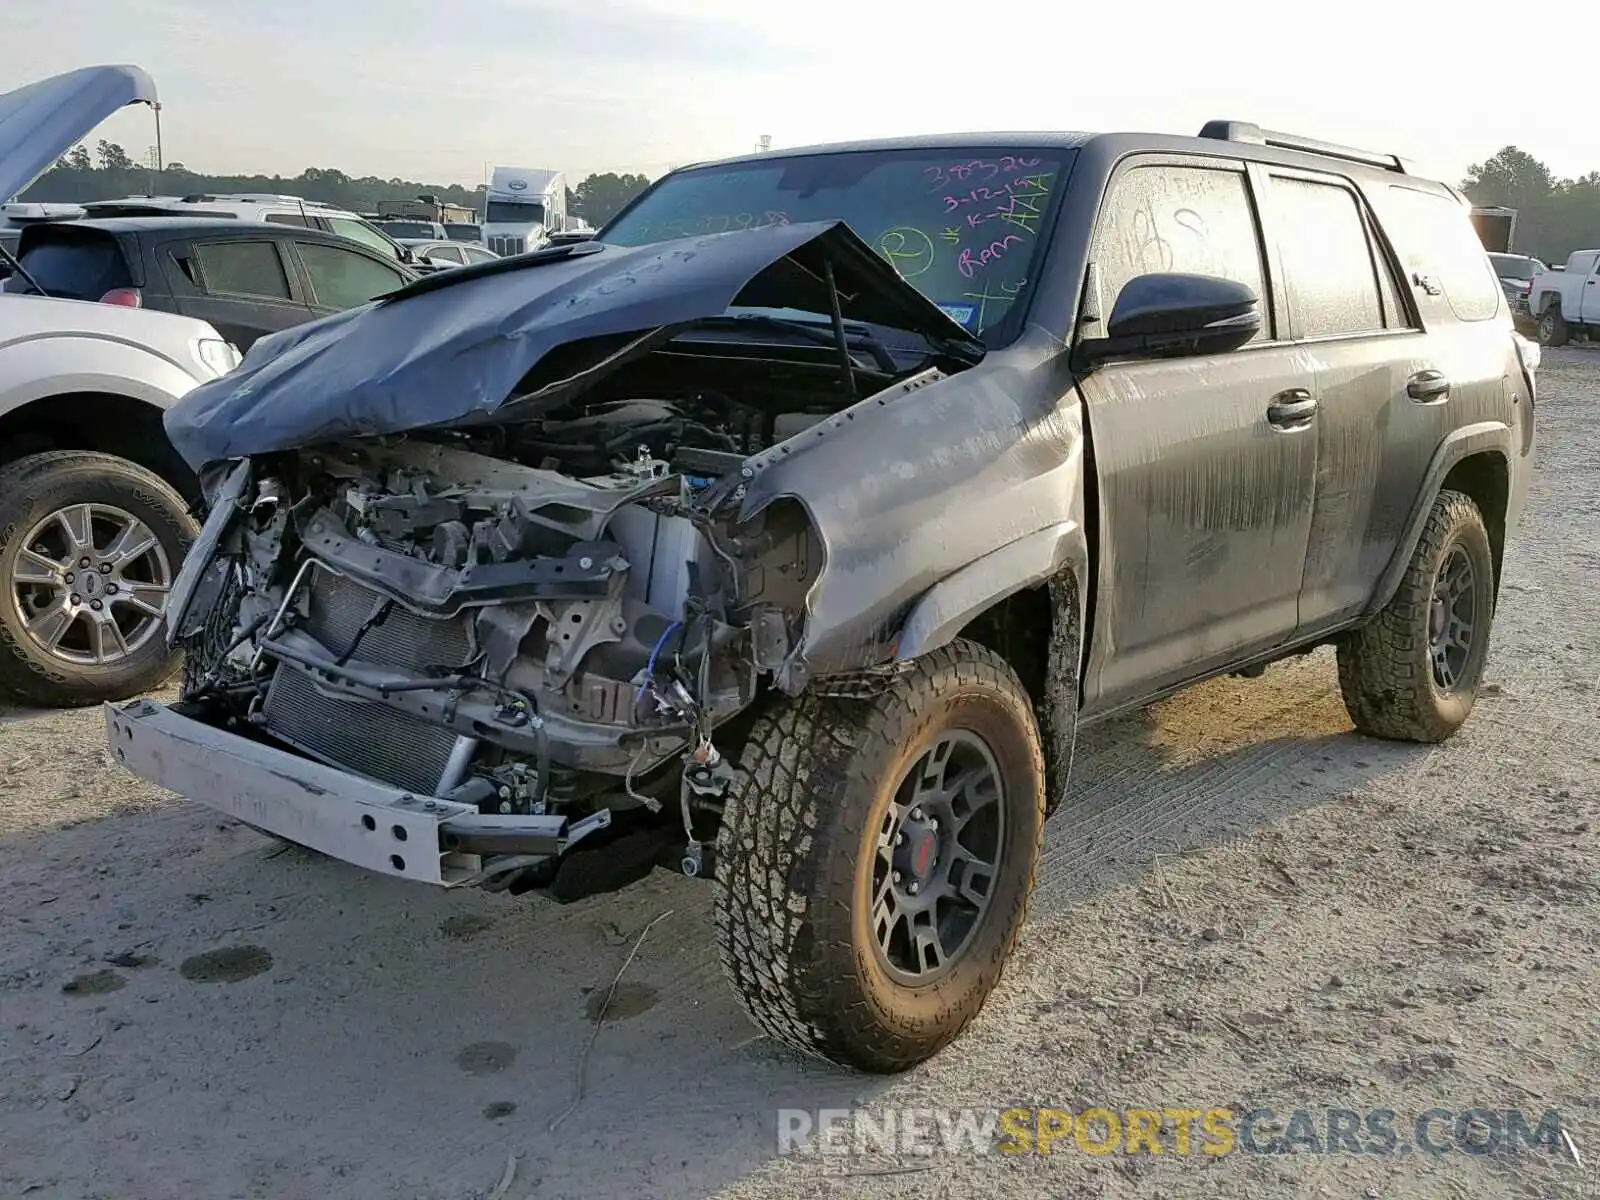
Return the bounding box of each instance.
[7,503,173,667]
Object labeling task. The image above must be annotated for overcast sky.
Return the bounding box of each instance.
[3,0,1582,188]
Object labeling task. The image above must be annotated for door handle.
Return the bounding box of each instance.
[1407,370,1452,403]
[1266,389,1317,430]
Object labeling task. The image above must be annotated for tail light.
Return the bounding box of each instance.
[99,287,142,307]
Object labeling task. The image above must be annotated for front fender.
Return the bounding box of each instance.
[0,332,201,417]
[893,520,1088,660]
[737,358,1088,688]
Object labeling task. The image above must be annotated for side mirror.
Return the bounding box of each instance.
[1077,272,1261,367]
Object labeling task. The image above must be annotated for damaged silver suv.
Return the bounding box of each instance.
[106,122,1536,1073]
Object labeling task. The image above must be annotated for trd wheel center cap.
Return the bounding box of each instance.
[894,820,940,889]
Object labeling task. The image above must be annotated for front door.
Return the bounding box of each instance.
[292,241,410,316]
[1076,157,1318,714]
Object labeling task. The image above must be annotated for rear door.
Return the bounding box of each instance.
[1076,156,1318,713]
[291,240,410,315]
[1254,168,1434,630]
[1359,183,1514,601]
[171,236,313,350]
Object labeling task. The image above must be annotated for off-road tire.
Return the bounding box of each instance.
[1537,305,1569,348]
[1337,489,1495,742]
[0,452,194,707]
[713,639,1045,1073]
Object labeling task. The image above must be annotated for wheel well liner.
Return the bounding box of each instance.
[0,392,197,502]
[951,570,1082,816]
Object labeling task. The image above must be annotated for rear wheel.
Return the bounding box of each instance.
[1537,305,1569,347]
[714,640,1044,1072]
[0,452,193,707]
[1337,489,1495,742]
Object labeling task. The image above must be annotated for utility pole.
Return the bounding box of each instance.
[756,134,771,153]
[151,101,164,194]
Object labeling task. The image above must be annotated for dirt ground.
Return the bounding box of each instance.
[1,351,1596,1200]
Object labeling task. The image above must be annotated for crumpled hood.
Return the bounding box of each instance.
[162,220,984,471]
[1,65,157,202]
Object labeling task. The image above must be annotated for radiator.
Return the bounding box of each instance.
[260,565,471,794]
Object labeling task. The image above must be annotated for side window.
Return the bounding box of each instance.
[194,240,292,300]
[1377,186,1502,322]
[463,247,496,264]
[1270,177,1385,338]
[1092,163,1270,343]
[298,242,406,309]
[326,217,401,261]
[265,213,312,227]
[426,244,464,264]
[1369,215,1413,330]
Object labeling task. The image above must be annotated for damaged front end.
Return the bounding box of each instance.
[109,221,987,897]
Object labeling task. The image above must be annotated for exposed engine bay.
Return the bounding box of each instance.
[170,385,844,896]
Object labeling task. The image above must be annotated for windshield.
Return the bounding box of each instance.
[444,224,482,241]
[1488,254,1541,281]
[486,201,545,226]
[600,146,1072,346]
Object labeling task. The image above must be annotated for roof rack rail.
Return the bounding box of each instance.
[1198,120,1409,174]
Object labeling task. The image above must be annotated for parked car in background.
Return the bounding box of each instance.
[1528,249,1600,346]
[79,194,416,267]
[395,238,498,271]
[1487,252,1545,324]
[1,64,242,706]
[375,218,446,241]
[5,216,417,350]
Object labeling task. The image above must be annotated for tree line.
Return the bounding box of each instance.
[1460,146,1600,263]
[19,142,654,227]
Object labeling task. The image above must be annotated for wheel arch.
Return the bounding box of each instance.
[892,524,1087,814]
[0,391,198,504]
[1368,425,1513,618]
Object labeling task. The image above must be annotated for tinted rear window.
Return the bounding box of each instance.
[10,233,133,299]
[1380,187,1502,322]
[195,240,292,299]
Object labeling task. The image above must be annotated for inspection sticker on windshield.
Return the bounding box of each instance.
[937,303,978,328]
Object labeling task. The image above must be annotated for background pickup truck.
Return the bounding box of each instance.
[1528,249,1600,346]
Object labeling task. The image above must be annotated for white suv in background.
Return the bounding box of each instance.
[79,194,415,266]
[1,65,241,707]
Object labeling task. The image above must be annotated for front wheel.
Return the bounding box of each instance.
[714,640,1045,1072]
[0,451,194,707]
[1537,306,1569,347]
[1337,489,1496,742]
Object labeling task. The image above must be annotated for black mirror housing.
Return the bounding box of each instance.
[1077,272,1261,367]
